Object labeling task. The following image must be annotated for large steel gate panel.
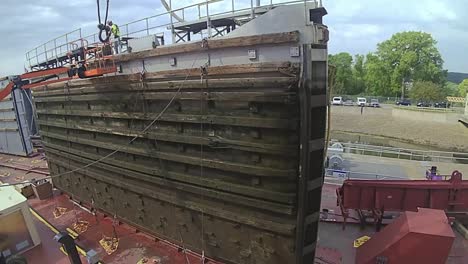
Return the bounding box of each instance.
[32,8,329,262]
[0,78,34,156]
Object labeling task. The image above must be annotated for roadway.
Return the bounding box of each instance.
[325,153,468,184]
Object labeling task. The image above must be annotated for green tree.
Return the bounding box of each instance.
[328,53,368,95]
[364,31,446,97]
[364,53,392,95]
[409,81,445,102]
[459,79,468,97]
[328,52,353,94]
[444,82,459,97]
[350,54,366,94]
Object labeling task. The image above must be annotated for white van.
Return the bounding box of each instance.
[332,96,343,105]
[357,97,367,107]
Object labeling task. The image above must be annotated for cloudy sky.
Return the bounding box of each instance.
[0,0,466,76]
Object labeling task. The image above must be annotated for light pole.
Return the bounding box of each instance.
[401,78,405,100]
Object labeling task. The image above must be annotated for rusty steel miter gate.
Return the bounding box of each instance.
[337,171,468,230]
[30,2,329,264]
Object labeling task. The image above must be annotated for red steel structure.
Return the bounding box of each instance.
[337,171,468,229]
[356,208,455,264]
[0,68,72,100]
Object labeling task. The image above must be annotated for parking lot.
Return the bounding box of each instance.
[330,104,468,151]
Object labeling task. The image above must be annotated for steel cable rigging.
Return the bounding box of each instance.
[96,0,111,43]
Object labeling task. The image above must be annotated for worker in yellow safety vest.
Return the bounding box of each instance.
[107,21,121,54]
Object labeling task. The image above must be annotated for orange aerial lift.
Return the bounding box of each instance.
[0,46,117,102]
[0,0,117,102]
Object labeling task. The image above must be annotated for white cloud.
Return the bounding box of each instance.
[0,0,466,76]
[340,24,381,38]
[416,0,457,22]
[30,6,60,19]
[324,0,467,72]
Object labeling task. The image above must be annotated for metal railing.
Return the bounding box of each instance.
[338,142,468,163]
[325,168,410,181]
[25,29,82,69]
[82,0,316,44]
[25,0,318,70]
[324,168,460,183]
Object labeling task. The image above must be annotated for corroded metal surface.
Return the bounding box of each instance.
[27,193,221,264]
[34,63,310,263]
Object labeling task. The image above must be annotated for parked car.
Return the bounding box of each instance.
[417,102,431,107]
[343,99,354,106]
[434,102,449,108]
[332,96,343,105]
[370,99,380,107]
[357,97,367,107]
[396,99,411,106]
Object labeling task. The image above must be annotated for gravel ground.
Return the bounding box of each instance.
[330,105,468,152]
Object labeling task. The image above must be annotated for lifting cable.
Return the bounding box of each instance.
[97,0,111,43]
[199,39,211,263]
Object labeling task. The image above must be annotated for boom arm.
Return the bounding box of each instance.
[0,82,14,101]
[0,67,71,101]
